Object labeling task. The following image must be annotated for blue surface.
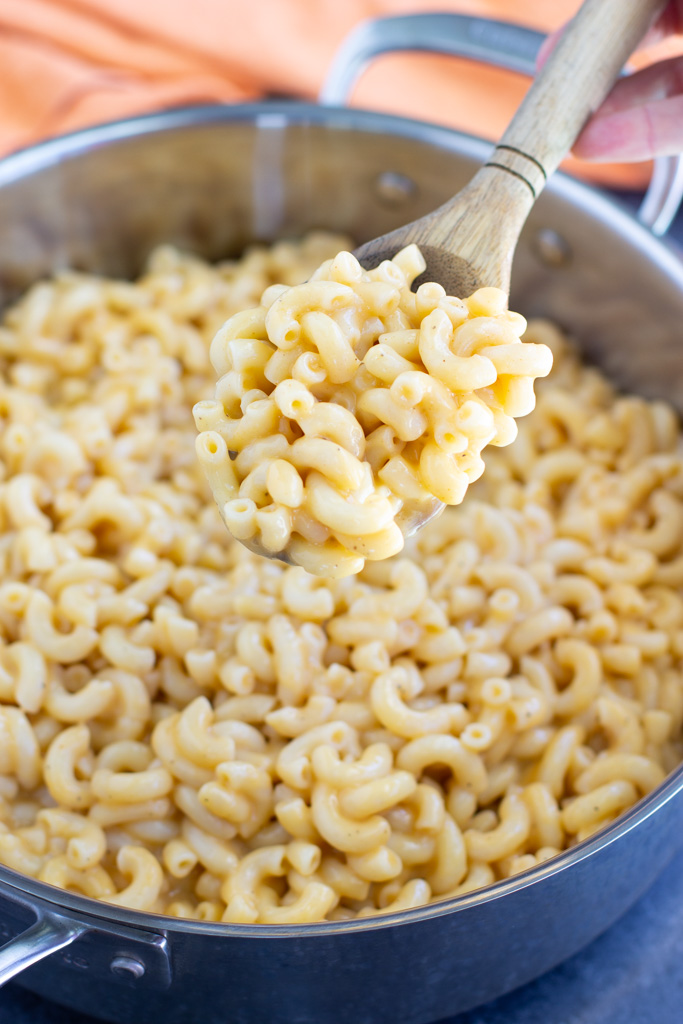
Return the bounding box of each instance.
[1,190,682,1024]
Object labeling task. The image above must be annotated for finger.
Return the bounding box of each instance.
[640,0,683,45]
[592,55,683,116]
[573,94,683,161]
[536,28,561,70]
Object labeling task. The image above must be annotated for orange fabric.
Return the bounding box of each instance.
[0,0,680,187]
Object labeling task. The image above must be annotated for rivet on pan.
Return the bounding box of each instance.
[534,228,572,268]
[375,171,417,207]
[110,955,146,980]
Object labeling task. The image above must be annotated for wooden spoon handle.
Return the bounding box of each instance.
[358,0,668,295]
[488,0,667,198]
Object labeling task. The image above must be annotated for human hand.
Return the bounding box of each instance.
[539,1,683,161]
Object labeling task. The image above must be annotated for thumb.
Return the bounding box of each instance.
[535,27,563,70]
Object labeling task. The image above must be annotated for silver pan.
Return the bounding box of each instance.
[0,15,682,1024]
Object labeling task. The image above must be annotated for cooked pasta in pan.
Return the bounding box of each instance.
[0,234,680,923]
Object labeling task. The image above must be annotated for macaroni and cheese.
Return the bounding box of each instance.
[0,235,679,924]
[194,246,552,576]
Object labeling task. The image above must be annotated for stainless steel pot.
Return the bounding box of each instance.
[0,15,682,1024]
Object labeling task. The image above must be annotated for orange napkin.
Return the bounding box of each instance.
[0,0,680,188]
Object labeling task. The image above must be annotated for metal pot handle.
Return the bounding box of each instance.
[320,13,683,238]
[0,912,85,986]
[0,891,172,989]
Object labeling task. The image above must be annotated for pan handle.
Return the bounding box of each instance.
[320,13,683,238]
[0,897,172,989]
[0,912,86,986]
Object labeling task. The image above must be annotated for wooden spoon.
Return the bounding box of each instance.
[354,0,666,295]
[225,0,666,564]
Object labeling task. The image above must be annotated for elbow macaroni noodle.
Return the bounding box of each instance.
[0,233,679,923]
[193,245,552,576]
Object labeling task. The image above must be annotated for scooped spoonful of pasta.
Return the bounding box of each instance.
[194,0,664,577]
